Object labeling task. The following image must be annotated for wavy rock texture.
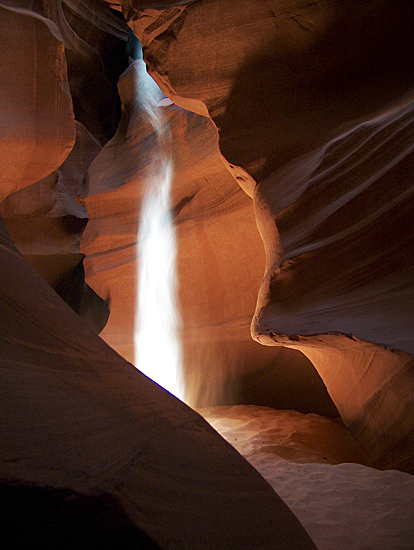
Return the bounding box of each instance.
[253,96,414,352]
[82,59,337,414]
[0,1,131,330]
[62,1,130,144]
[127,0,414,470]
[132,0,414,179]
[0,120,109,332]
[251,95,414,471]
[0,121,93,256]
[0,216,316,550]
[0,6,75,202]
[5,1,401,546]
[1,0,413,523]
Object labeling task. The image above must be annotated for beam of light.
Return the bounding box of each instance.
[134,60,184,401]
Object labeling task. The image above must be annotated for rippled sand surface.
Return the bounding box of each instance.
[202,405,414,550]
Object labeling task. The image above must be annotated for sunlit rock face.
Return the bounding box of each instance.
[0,6,75,202]
[127,0,414,471]
[0,120,109,332]
[0,4,79,309]
[0,0,413,504]
[0,1,130,331]
[7,1,414,546]
[81,58,336,414]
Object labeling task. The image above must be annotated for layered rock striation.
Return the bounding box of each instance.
[0,1,132,330]
[82,57,336,413]
[1,0,413,496]
[0,6,75,202]
[0,215,316,549]
[127,0,414,471]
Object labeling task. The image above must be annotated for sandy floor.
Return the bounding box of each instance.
[201,405,414,550]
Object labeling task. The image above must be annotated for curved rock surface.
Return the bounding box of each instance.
[250,94,414,471]
[9,0,414,544]
[82,58,337,414]
[0,117,109,333]
[1,0,413,512]
[253,95,414,353]
[0,6,75,201]
[0,2,131,331]
[127,0,414,471]
[0,215,317,550]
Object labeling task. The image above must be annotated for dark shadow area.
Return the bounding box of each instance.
[227,348,340,417]
[26,253,109,334]
[216,1,414,183]
[55,258,110,334]
[64,3,130,145]
[0,481,162,550]
[4,215,110,334]
[184,340,339,417]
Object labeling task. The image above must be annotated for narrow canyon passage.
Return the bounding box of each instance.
[123,34,414,550]
[0,1,413,549]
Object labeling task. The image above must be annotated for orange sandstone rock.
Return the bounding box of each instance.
[0,7,75,202]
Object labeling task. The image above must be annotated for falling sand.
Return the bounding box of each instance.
[130,54,413,550]
[134,59,184,401]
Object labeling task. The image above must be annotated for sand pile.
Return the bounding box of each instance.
[201,405,414,550]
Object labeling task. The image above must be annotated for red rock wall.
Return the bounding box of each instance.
[0,7,75,201]
[0,215,316,549]
[82,60,336,414]
[127,0,414,471]
[1,0,413,474]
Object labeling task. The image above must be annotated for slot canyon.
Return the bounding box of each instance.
[0,1,413,548]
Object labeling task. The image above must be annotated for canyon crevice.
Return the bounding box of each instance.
[1,0,413,547]
[126,0,414,472]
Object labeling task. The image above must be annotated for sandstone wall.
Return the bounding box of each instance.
[1,0,412,472]
[0,215,316,549]
[0,7,75,202]
[82,59,336,414]
[126,0,414,471]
